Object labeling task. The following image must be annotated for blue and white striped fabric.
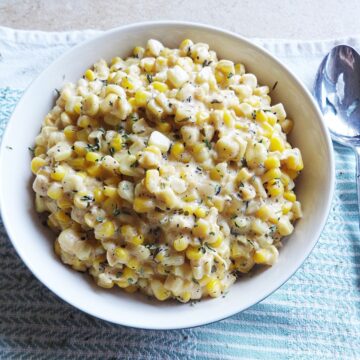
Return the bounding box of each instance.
[0,27,359,359]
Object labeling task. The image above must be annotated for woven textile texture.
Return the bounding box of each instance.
[0,27,359,359]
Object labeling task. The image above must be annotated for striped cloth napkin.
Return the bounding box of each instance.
[0,27,359,359]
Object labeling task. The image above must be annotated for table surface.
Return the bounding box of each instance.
[0,0,358,39]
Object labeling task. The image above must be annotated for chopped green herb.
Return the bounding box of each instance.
[96,216,104,223]
[146,74,153,83]
[204,139,212,150]
[28,147,35,155]
[227,72,234,79]
[113,208,121,216]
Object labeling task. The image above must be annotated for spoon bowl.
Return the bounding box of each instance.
[314,44,360,224]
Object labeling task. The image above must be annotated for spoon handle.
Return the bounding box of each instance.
[355,147,360,225]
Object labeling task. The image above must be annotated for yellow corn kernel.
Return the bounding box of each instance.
[93,188,105,203]
[192,142,205,156]
[267,179,284,197]
[127,257,140,270]
[34,145,46,156]
[85,151,101,163]
[235,63,246,75]
[57,196,72,210]
[86,164,102,177]
[54,210,72,227]
[152,281,171,301]
[173,236,189,252]
[170,142,184,159]
[179,38,193,53]
[156,122,172,134]
[256,205,275,222]
[183,192,197,203]
[144,145,162,156]
[64,125,77,142]
[210,168,221,181]
[223,110,234,127]
[128,97,136,109]
[284,191,296,202]
[285,153,304,171]
[104,177,120,186]
[282,202,293,215]
[193,219,209,238]
[267,112,277,126]
[152,81,168,93]
[281,119,293,134]
[76,129,89,142]
[213,197,225,212]
[183,204,196,215]
[133,46,145,58]
[186,246,203,261]
[114,247,129,262]
[196,111,210,125]
[73,102,82,115]
[120,224,136,238]
[253,249,272,264]
[121,76,135,91]
[133,197,154,213]
[50,165,66,181]
[178,291,191,303]
[255,110,268,123]
[145,169,160,194]
[124,285,138,293]
[47,184,62,200]
[284,168,299,180]
[280,172,291,186]
[206,279,221,298]
[269,134,285,152]
[103,186,118,198]
[261,122,274,138]
[31,157,47,174]
[96,220,115,238]
[77,115,91,128]
[135,89,150,107]
[85,69,95,81]
[212,233,223,248]
[194,206,207,218]
[131,235,144,246]
[261,168,282,184]
[236,167,253,182]
[73,142,87,156]
[264,156,280,170]
[68,157,86,170]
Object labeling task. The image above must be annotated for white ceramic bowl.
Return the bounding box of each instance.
[0,21,334,330]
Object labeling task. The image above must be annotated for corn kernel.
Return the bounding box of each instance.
[267,112,277,126]
[212,233,223,248]
[121,224,137,238]
[256,205,274,221]
[34,145,46,156]
[121,76,135,91]
[261,122,274,138]
[210,168,221,181]
[73,142,87,156]
[103,186,118,198]
[93,188,105,203]
[170,142,184,159]
[135,90,150,107]
[145,169,160,194]
[196,111,210,125]
[85,151,101,163]
[152,81,168,93]
[284,191,296,202]
[86,164,102,177]
[193,219,209,238]
[50,165,66,181]
[54,210,72,228]
[156,122,172,134]
[128,257,140,270]
[96,220,115,238]
[282,202,293,215]
[57,196,73,210]
[206,279,221,298]
[261,168,282,184]
[178,291,191,303]
[131,235,144,246]
[264,156,280,169]
[85,69,95,81]
[152,281,171,301]
[183,204,196,215]
[124,285,138,293]
[269,134,285,152]
[31,157,47,174]
[223,110,234,127]
[253,249,271,264]
[114,247,129,262]
[68,157,86,171]
[255,110,268,122]
[267,179,284,197]
[77,115,90,128]
[186,246,203,261]
[133,197,154,213]
[194,206,207,218]
[47,183,62,200]
[173,236,189,252]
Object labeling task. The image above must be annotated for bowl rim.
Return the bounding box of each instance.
[0,20,335,330]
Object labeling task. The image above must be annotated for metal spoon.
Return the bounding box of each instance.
[314,45,360,222]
